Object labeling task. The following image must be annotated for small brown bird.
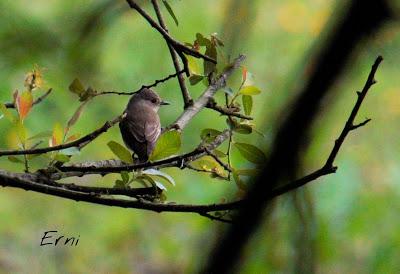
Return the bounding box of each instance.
[119,88,169,162]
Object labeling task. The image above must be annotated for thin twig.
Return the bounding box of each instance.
[151,0,192,108]
[206,99,253,120]
[324,56,382,168]
[204,147,232,172]
[199,212,233,224]
[95,70,185,96]
[0,114,124,156]
[125,0,216,64]
[5,88,53,109]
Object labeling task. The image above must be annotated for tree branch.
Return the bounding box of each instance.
[172,55,246,130]
[0,114,124,156]
[95,69,185,96]
[5,88,53,109]
[206,98,253,120]
[0,64,381,222]
[56,129,231,174]
[151,0,192,108]
[125,0,216,65]
[324,56,382,167]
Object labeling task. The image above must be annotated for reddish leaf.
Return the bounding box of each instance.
[16,91,33,120]
[66,134,80,143]
[242,66,247,83]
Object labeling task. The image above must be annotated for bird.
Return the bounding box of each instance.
[119,88,169,163]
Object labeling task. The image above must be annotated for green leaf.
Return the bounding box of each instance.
[107,141,133,164]
[239,85,261,95]
[143,169,176,186]
[235,169,260,176]
[187,55,202,76]
[204,44,217,76]
[191,155,227,178]
[233,172,247,190]
[233,123,253,134]
[54,153,70,163]
[189,75,204,86]
[195,33,211,46]
[201,128,222,142]
[69,78,85,95]
[59,147,80,156]
[162,0,179,26]
[242,95,253,115]
[155,181,167,191]
[15,119,26,145]
[150,130,181,161]
[234,142,267,164]
[141,174,167,191]
[114,180,125,188]
[27,131,52,141]
[213,149,227,158]
[7,156,24,164]
[133,178,151,188]
[0,103,15,122]
[121,171,130,183]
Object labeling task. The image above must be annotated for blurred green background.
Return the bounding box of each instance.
[0,0,400,273]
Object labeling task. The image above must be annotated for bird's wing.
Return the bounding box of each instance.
[123,119,146,143]
[144,120,161,144]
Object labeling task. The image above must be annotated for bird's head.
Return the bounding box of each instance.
[129,88,170,112]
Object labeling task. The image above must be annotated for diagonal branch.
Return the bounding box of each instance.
[125,0,216,65]
[324,55,382,167]
[151,0,192,108]
[172,55,246,130]
[0,114,124,157]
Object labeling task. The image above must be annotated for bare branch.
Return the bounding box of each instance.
[324,56,383,168]
[172,55,246,130]
[56,129,231,174]
[151,0,192,108]
[5,88,53,109]
[0,169,242,214]
[125,0,216,65]
[206,98,253,120]
[0,114,124,157]
[95,69,185,96]
[0,59,382,222]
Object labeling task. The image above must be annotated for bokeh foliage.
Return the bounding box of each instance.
[0,0,399,273]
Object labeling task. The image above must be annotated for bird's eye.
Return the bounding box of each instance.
[151,99,157,104]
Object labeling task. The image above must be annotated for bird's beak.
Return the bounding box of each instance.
[160,100,170,106]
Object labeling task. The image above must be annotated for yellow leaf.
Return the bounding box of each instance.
[51,123,64,146]
[24,64,44,90]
